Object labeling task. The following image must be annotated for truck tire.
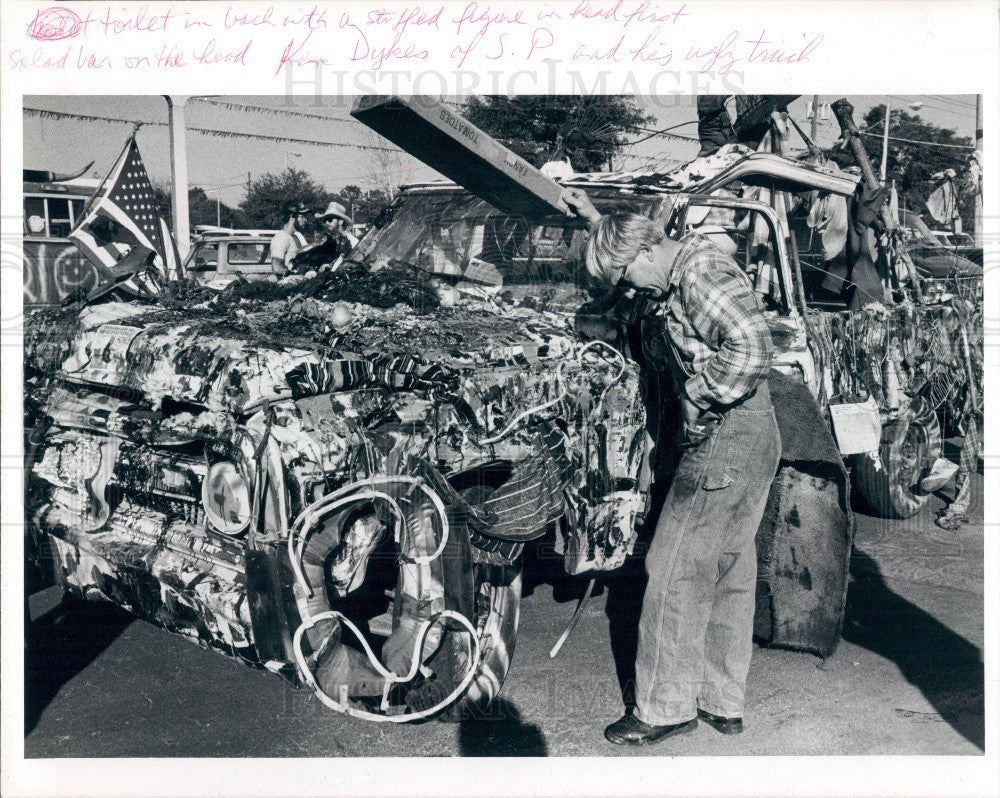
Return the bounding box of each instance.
[853,397,941,519]
[423,478,523,719]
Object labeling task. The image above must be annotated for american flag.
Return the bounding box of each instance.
[69,137,182,286]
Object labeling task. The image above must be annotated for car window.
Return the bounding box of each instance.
[228,242,269,265]
[192,242,219,270]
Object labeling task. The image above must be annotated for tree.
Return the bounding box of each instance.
[826,108,976,231]
[152,186,244,229]
[238,168,331,229]
[463,96,652,172]
[365,130,403,201]
[332,184,391,225]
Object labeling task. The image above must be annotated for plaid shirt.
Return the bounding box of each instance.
[644,233,773,409]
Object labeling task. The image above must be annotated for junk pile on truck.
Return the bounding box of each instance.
[23,96,982,722]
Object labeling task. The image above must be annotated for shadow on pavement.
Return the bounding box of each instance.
[520,536,600,604]
[603,554,647,711]
[457,697,548,756]
[25,594,134,735]
[844,547,984,750]
[602,475,670,710]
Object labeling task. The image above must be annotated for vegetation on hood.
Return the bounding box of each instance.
[157,261,441,314]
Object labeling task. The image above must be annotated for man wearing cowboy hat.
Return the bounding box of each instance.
[293,201,359,272]
[269,201,311,277]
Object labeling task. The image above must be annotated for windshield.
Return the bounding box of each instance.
[351,189,661,292]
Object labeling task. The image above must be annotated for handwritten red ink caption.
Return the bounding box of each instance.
[25,6,83,40]
[13,2,826,76]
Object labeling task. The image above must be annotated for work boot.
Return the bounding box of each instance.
[604,711,697,746]
[697,708,744,735]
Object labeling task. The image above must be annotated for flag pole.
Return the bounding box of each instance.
[77,136,131,222]
[880,102,891,184]
[164,95,191,260]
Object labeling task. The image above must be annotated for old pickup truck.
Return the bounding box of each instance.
[24,118,980,723]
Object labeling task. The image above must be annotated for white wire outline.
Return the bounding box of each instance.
[292,609,480,723]
[288,475,450,598]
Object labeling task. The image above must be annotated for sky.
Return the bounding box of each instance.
[22,94,979,208]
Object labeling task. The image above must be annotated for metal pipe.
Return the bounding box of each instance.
[880,102,891,183]
[164,95,191,259]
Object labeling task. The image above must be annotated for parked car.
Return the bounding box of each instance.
[24,146,980,723]
[184,229,279,284]
[900,210,983,271]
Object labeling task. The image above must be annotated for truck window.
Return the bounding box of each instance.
[24,194,87,238]
[352,190,656,291]
[47,198,74,238]
[678,201,788,313]
[730,210,783,310]
[24,197,46,236]
[70,198,85,225]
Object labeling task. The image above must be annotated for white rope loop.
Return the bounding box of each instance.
[287,475,450,597]
[292,609,480,723]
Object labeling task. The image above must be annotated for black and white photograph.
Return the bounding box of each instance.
[18,89,987,755]
[2,2,998,796]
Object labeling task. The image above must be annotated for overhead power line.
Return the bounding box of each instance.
[23,107,402,152]
[887,94,976,111]
[628,121,699,144]
[857,130,975,150]
[883,95,976,117]
[190,98,357,125]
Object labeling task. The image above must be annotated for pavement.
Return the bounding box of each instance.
[22,457,984,758]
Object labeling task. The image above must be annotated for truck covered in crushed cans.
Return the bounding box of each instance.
[24,123,982,723]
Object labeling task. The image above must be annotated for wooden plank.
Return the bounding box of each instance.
[351,96,567,219]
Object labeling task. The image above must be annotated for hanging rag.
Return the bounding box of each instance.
[806,192,850,262]
[926,171,960,228]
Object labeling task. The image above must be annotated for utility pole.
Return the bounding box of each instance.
[880,101,891,184]
[810,95,820,142]
[164,95,191,259]
[974,95,983,247]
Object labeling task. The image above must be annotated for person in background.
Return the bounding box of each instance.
[563,187,780,747]
[269,201,310,277]
[293,201,358,272]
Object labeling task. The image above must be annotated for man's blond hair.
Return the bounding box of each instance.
[584,213,664,289]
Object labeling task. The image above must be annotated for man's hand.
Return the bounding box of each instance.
[271,258,289,278]
[561,188,603,230]
[681,396,701,435]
